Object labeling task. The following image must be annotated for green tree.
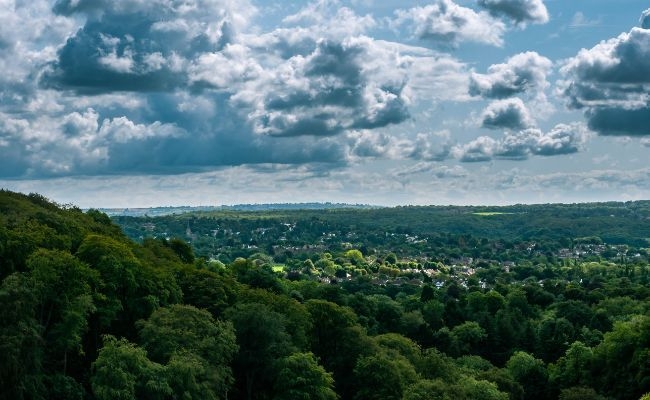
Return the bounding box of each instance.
[592,315,650,399]
[77,234,182,335]
[549,341,593,390]
[0,273,43,400]
[227,303,294,400]
[558,386,606,400]
[537,317,575,362]
[27,249,97,375]
[373,333,422,367]
[273,352,337,400]
[450,321,487,357]
[166,351,224,400]
[238,287,312,350]
[91,336,170,400]
[305,299,374,399]
[176,266,239,317]
[403,380,445,400]
[353,352,418,400]
[138,304,237,399]
[420,348,461,382]
[506,351,548,400]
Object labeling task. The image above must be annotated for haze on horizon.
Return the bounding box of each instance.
[1,0,650,208]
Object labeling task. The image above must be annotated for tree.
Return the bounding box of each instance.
[176,266,239,317]
[238,287,312,350]
[558,386,606,400]
[226,303,294,400]
[591,315,650,399]
[420,348,461,382]
[166,351,223,400]
[27,249,97,375]
[403,380,445,400]
[373,333,421,367]
[345,249,365,266]
[165,238,195,264]
[537,317,575,362]
[456,377,509,400]
[0,273,43,400]
[91,336,169,400]
[273,352,337,400]
[478,368,524,400]
[305,299,373,399]
[352,352,418,400]
[450,321,487,357]
[78,234,183,331]
[138,304,237,399]
[506,351,548,400]
[549,341,593,390]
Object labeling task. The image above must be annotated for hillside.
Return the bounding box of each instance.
[1,190,649,400]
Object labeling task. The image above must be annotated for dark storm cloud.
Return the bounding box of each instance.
[469,51,551,99]
[585,108,650,136]
[477,0,549,25]
[481,98,534,130]
[561,18,650,136]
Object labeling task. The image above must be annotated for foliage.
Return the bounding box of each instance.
[2,190,650,400]
[273,352,337,400]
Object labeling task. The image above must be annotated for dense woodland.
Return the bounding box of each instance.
[1,189,649,400]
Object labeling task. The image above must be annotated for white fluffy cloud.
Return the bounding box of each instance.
[452,123,588,162]
[470,51,552,99]
[393,0,506,47]
[229,37,411,137]
[481,98,535,130]
[560,16,650,136]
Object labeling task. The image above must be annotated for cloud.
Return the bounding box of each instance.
[641,8,650,29]
[451,136,497,162]
[481,98,535,130]
[393,0,505,48]
[502,167,650,194]
[477,0,549,25]
[392,162,468,179]
[282,0,376,38]
[407,131,452,161]
[233,37,411,137]
[43,0,255,92]
[347,130,413,159]
[560,19,650,136]
[0,1,76,111]
[451,123,588,162]
[569,12,601,29]
[469,51,552,99]
[2,1,467,179]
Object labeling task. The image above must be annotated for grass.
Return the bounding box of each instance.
[472,212,514,216]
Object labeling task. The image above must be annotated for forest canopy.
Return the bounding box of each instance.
[0,190,649,400]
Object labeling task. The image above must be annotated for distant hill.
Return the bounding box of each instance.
[97,202,376,217]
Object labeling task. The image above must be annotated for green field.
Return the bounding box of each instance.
[472,212,514,216]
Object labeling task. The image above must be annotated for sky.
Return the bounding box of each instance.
[1,0,650,207]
